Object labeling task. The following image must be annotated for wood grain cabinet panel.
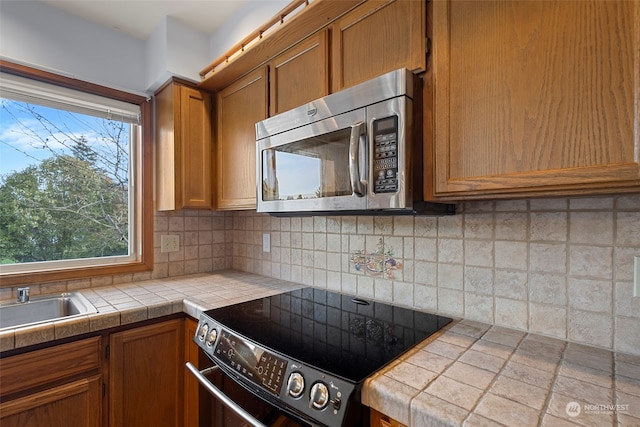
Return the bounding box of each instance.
[269,29,330,116]
[156,80,213,210]
[431,0,640,199]
[332,0,426,91]
[216,67,268,210]
[0,337,102,427]
[0,376,102,427]
[109,319,184,427]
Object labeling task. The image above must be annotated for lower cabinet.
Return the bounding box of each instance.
[0,376,102,427]
[0,317,196,427]
[109,318,184,427]
[370,409,407,427]
[0,337,102,427]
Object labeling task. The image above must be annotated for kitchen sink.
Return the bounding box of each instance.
[0,292,98,330]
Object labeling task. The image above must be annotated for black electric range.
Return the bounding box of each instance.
[192,287,452,426]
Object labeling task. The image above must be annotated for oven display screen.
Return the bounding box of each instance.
[214,329,288,395]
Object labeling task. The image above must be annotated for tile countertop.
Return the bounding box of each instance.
[1,271,638,427]
[0,270,304,352]
[363,321,640,427]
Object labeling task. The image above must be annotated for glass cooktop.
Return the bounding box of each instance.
[204,287,453,383]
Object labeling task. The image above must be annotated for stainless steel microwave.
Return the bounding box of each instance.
[255,69,454,216]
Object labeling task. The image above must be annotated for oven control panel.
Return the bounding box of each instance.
[195,315,357,427]
[214,329,288,395]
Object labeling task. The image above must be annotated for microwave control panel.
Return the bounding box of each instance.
[373,116,398,193]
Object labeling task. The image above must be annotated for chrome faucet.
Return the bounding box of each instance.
[16,287,30,303]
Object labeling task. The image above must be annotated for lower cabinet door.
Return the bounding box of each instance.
[109,319,184,427]
[0,375,102,427]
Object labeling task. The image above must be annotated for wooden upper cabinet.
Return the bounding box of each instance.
[216,67,268,210]
[431,0,640,199]
[156,80,213,210]
[269,29,330,116]
[331,0,426,91]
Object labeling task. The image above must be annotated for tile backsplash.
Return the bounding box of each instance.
[232,195,640,355]
[3,195,638,356]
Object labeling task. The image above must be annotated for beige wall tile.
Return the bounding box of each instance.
[495,212,528,240]
[530,243,567,274]
[530,211,568,242]
[615,316,640,355]
[568,309,613,348]
[495,240,527,270]
[569,245,613,279]
[529,303,567,339]
[568,278,612,314]
[495,297,528,331]
[465,212,494,239]
[529,273,567,305]
[570,211,614,245]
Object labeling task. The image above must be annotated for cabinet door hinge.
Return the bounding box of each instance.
[105,344,110,360]
[102,382,106,397]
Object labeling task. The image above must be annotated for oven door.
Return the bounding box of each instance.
[186,362,310,427]
[256,108,368,214]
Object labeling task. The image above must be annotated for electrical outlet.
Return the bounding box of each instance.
[263,233,270,253]
[161,235,180,253]
[634,256,639,297]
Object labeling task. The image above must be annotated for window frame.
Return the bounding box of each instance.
[0,60,153,286]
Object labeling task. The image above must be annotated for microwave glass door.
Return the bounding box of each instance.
[259,109,367,212]
[262,127,352,201]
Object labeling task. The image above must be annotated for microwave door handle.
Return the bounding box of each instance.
[349,122,366,197]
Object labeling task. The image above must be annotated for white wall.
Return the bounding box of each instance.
[208,0,291,61]
[0,0,147,95]
[145,16,210,92]
[0,0,245,94]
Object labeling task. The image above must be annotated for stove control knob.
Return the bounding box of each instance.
[197,323,209,342]
[286,372,305,398]
[309,382,329,410]
[205,328,217,347]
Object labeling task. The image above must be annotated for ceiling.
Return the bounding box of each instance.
[40,0,249,40]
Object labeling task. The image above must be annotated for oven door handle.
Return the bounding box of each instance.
[186,362,267,427]
[349,121,366,197]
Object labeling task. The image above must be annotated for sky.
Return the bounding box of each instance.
[0,98,126,178]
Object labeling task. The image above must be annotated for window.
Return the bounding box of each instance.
[0,62,152,285]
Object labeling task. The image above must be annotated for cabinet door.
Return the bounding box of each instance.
[431,0,640,199]
[270,29,330,116]
[0,376,102,427]
[216,67,268,210]
[109,319,184,427]
[156,82,212,210]
[179,86,213,208]
[332,0,426,91]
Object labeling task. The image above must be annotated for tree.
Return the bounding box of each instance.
[0,155,128,263]
[0,99,131,264]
